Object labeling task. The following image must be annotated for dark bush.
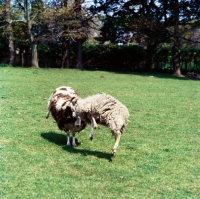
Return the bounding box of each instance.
[153,47,200,73]
[82,43,145,71]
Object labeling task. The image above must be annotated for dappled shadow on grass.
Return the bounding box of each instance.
[114,71,195,81]
[41,132,113,162]
[85,69,194,80]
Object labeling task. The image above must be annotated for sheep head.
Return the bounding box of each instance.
[70,96,97,128]
[70,97,90,114]
[70,96,79,116]
[70,96,83,127]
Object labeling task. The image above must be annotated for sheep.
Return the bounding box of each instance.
[70,93,129,154]
[46,86,87,146]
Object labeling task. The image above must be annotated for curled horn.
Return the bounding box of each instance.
[70,96,75,102]
[70,96,77,105]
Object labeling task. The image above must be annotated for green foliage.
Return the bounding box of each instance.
[38,43,78,68]
[1,67,200,198]
[83,43,145,71]
[12,21,29,46]
[9,41,199,72]
[39,43,51,53]
[37,43,146,70]
[0,63,12,67]
[153,47,200,72]
[0,10,8,51]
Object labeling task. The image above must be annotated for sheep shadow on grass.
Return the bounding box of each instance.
[41,132,113,162]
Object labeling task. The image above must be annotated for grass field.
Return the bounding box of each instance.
[0,67,200,199]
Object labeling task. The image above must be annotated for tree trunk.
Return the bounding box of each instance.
[172,0,182,77]
[31,42,39,68]
[61,48,68,68]
[75,0,84,69]
[24,0,39,68]
[6,0,15,66]
[61,41,69,68]
[172,41,181,76]
[145,40,158,72]
[76,39,83,69]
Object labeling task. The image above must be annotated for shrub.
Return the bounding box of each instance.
[83,43,145,71]
[0,63,12,67]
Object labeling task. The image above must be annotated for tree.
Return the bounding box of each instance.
[0,1,7,62]
[5,0,15,65]
[172,0,181,76]
[38,1,79,68]
[91,0,200,76]
[0,0,15,65]
[15,0,45,68]
[75,0,83,69]
[24,0,39,68]
[159,0,200,76]
[38,0,95,68]
[91,0,171,71]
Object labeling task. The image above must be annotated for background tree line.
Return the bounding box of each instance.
[0,0,200,76]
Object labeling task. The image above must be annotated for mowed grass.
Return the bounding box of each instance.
[0,67,200,199]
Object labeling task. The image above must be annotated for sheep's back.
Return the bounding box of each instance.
[84,94,129,131]
[95,94,129,117]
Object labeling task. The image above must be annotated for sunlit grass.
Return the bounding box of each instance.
[0,67,200,198]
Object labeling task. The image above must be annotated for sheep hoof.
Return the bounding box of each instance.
[89,136,93,141]
[72,143,77,147]
[66,143,71,146]
[111,149,116,155]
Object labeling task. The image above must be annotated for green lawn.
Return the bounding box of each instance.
[0,67,200,199]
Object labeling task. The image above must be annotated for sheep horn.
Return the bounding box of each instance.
[70,96,75,102]
[70,97,77,105]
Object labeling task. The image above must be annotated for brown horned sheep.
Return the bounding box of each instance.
[46,86,87,146]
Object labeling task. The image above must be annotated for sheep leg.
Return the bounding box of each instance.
[66,131,71,146]
[111,132,121,155]
[72,132,77,147]
[90,122,94,140]
[92,116,98,129]
[89,117,97,140]
[46,111,50,119]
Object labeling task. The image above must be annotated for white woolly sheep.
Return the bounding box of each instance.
[70,93,129,154]
[46,86,87,146]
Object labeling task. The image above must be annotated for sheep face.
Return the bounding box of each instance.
[71,98,93,124]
